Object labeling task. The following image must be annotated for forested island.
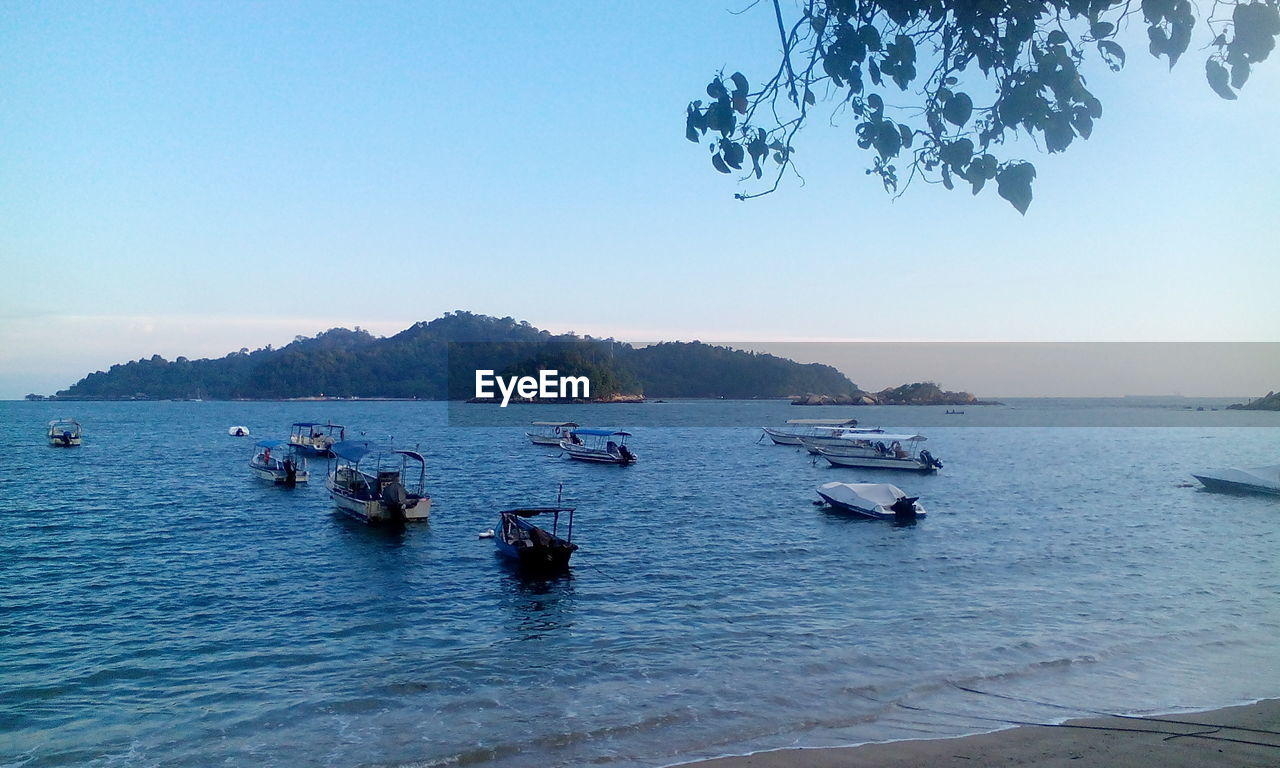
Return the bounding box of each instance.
[1227,391,1280,411]
[52,312,860,401]
[791,381,1001,406]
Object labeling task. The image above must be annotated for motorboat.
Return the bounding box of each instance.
[289,421,345,456]
[797,426,888,454]
[816,482,926,521]
[526,421,580,446]
[815,432,942,473]
[496,505,578,573]
[228,426,250,437]
[561,429,636,464]
[249,440,308,485]
[1191,465,1280,496]
[326,440,431,525]
[47,418,82,446]
[761,419,859,446]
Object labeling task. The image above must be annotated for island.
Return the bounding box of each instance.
[1226,391,1280,411]
[791,381,1001,406]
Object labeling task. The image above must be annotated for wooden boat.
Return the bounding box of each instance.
[761,419,860,446]
[496,505,578,573]
[47,418,82,446]
[815,432,942,473]
[1191,464,1280,496]
[249,440,308,485]
[289,421,345,456]
[325,440,430,525]
[560,429,636,464]
[526,421,579,446]
[816,481,926,521]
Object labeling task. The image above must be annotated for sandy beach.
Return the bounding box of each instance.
[685,699,1280,768]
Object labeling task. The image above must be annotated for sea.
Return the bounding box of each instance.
[2,399,1278,767]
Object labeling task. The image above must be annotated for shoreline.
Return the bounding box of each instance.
[675,699,1280,768]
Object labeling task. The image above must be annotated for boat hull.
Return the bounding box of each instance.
[816,482,927,521]
[527,433,563,446]
[820,452,938,473]
[47,435,81,446]
[761,428,803,446]
[1191,471,1280,497]
[325,475,431,524]
[561,442,635,464]
[249,461,308,484]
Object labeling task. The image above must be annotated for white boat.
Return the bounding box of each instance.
[289,421,345,456]
[326,440,431,524]
[249,440,308,485]
[526,421,579,446]
[797,427,888,454]
[560,429,636,465]
[228,426,250,437]
[47,418,82,446]
[815,432,942,473]
[816,481,926,521]
[761,419,859,446]
[1191,465,1280,496]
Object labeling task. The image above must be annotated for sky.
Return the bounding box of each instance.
[2,2,1277,398]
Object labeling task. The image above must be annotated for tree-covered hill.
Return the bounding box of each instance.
[55,312,857,400]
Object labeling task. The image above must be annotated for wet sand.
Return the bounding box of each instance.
[685,699,1280,768]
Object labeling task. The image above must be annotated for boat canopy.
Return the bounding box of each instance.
[330,440,424,464]
[531,421,579,427]
[573,428,631,437]
[785,418,859,425]
[292,421,343,428]
[255,439,289,449]
[834,432,926,442]
[500,506,576,517]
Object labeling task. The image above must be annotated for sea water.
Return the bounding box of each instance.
[2,400,1278,767]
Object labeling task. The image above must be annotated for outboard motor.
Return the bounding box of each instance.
[920,450,942,469]
[283,459,297,486]
[618,445,635,463]
[890,496,920,523]
[381,480,408,525]
[59,431,72,445]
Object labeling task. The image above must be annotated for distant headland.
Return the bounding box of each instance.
[791,381,1003,406]
[1226,391,1280,411]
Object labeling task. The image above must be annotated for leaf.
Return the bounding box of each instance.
[730,72,749,94]
[898,123,913,149]
[940,138,974,168]
[996,162,1036,215]
[1205,59,1237,99]
[733,92,748,115]
[723,141,745,169]
[942,92,973,127]
[1097,40,1126,71]
[686,114,699,143]
[1047,30,1069,46]
[1231,59,1251,89]
[867,93,883,117]
[1090,21,1115,38]
[804,87,816,106]
[707,78,727,99]
[872,120,902,160]
[712,153,731,173]
[859,24,882,52]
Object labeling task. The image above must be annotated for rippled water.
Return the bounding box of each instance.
[3,400,1279,767]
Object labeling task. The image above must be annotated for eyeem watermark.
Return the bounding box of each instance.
[474,369,590,407]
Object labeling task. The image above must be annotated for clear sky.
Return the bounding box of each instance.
[2,2,1277,398]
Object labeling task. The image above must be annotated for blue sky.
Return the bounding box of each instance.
[2,1,1277,397]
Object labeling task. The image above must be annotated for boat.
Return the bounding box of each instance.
[47,418,82,446]
[560,429,636,464]
[496,503,578,573]
[289,421,345,456]
[526,421,580,446]
[796,427,888,454]
[228,426,250,437]
[816,481,926,521]
[325,440,431,524]
[814,432,943,472]
[761,419,860,446]
[1191,465,1280,496]
[249,440,308,485]
[945,409,964,415]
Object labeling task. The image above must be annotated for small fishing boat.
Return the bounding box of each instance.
[47,418,82,446]
[816,482,926,521]
[228,426,250,437]
[496,504,578,573]
[560,429,636,464]
[249,440,308,485]
[761,419,860,446]
[326,440,431,525]
[796,427,888,454]
[1191,465,1280,496]
[289,421,345,456]
[815,432,942,473]
[526,421,580,446]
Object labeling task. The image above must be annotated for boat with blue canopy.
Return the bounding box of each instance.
[560,429,636,465]
[249,439,308,485]
[289,421,345,457]
[325,440,430,525]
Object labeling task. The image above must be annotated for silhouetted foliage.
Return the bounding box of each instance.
[54,313,857,400]
[686,0,1279,212]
